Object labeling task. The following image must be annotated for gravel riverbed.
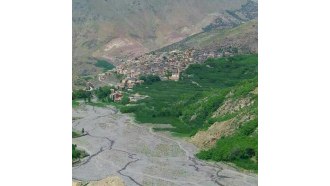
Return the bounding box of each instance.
[72,105,257,186]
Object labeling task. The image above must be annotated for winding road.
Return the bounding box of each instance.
[72,105,257,186]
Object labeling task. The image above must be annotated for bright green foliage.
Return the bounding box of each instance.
[195,78,258,171]
[123,54,258,135]
[182,54,257,89]
[196,106,258,171]
[120,105,140,113]
[72,144,88,161]
[120,95,130,105]
[72,144,81,160]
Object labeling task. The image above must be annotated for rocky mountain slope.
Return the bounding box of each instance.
[157,19,258,58]
[191,80,257,150]
[73,0,257,77]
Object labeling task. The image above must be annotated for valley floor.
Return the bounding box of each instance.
[72,105,257,186]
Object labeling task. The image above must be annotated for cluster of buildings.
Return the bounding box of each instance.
[114,48,234,81]
[97,47,235,90]
[117,78,144,89]
[109,89,123,102]
[86,47,237,104]
[115,49,195,82]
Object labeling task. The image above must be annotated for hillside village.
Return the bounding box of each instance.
[88,10,258,102]
[96,48,235,92]
[91,47,229,102]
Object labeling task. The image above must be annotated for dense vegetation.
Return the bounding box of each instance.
[94,59,115,71]
[72,144,87,161]
[195,76,258,171]
[94,86,112,102]
[72,89,92,102]
[197,105,258,171]
[121,54,257,136]
[139,75,161,84]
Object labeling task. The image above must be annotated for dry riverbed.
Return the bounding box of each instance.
[72,105,257,186]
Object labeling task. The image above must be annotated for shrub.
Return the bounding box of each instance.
[120,95,130,105]
[139,75,161,84]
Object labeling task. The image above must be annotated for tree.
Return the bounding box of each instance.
[73,89,88,100]
[85,91,92,102]
[121,95,130,105]
[94,86,111,101]
[165,70,172,80]
[139,75,161,84]
[72,144,81,159]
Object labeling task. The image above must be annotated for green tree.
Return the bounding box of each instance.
[165,70,172,79]
[121,95,130,105]
[139,75,161,84]
[94,86,111,101]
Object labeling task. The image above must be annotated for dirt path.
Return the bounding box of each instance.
[72,105,257,186]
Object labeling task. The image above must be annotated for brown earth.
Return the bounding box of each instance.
[190,119,236,149]
[73,176,125,186]
[190,88,257,149]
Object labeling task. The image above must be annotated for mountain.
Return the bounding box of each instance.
[157,19,257,56]
[73,0,252,77]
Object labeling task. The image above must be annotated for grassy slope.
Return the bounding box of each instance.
[196,79,258,171]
